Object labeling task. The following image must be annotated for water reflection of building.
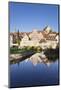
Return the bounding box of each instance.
[45,61,51,67]
[24,52,58,67]
[26,53,50,66]
[29,53,42,66]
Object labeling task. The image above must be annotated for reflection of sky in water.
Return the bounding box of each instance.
[10,59,59,88]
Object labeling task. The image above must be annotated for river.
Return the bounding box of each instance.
[9,52,59,88]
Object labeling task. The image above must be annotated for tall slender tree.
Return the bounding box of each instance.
[17,29,20,46]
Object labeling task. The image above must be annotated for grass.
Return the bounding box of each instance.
[10,46,42,54]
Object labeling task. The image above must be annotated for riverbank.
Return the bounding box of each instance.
[10,46,42,64]
[10,51,35,64]
[10,47,59,64]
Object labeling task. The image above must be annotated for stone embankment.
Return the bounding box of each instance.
[10,51,35,63]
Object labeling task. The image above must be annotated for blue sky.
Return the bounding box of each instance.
[9,2,59,32]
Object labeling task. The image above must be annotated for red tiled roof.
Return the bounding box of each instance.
[10,29,58,41]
